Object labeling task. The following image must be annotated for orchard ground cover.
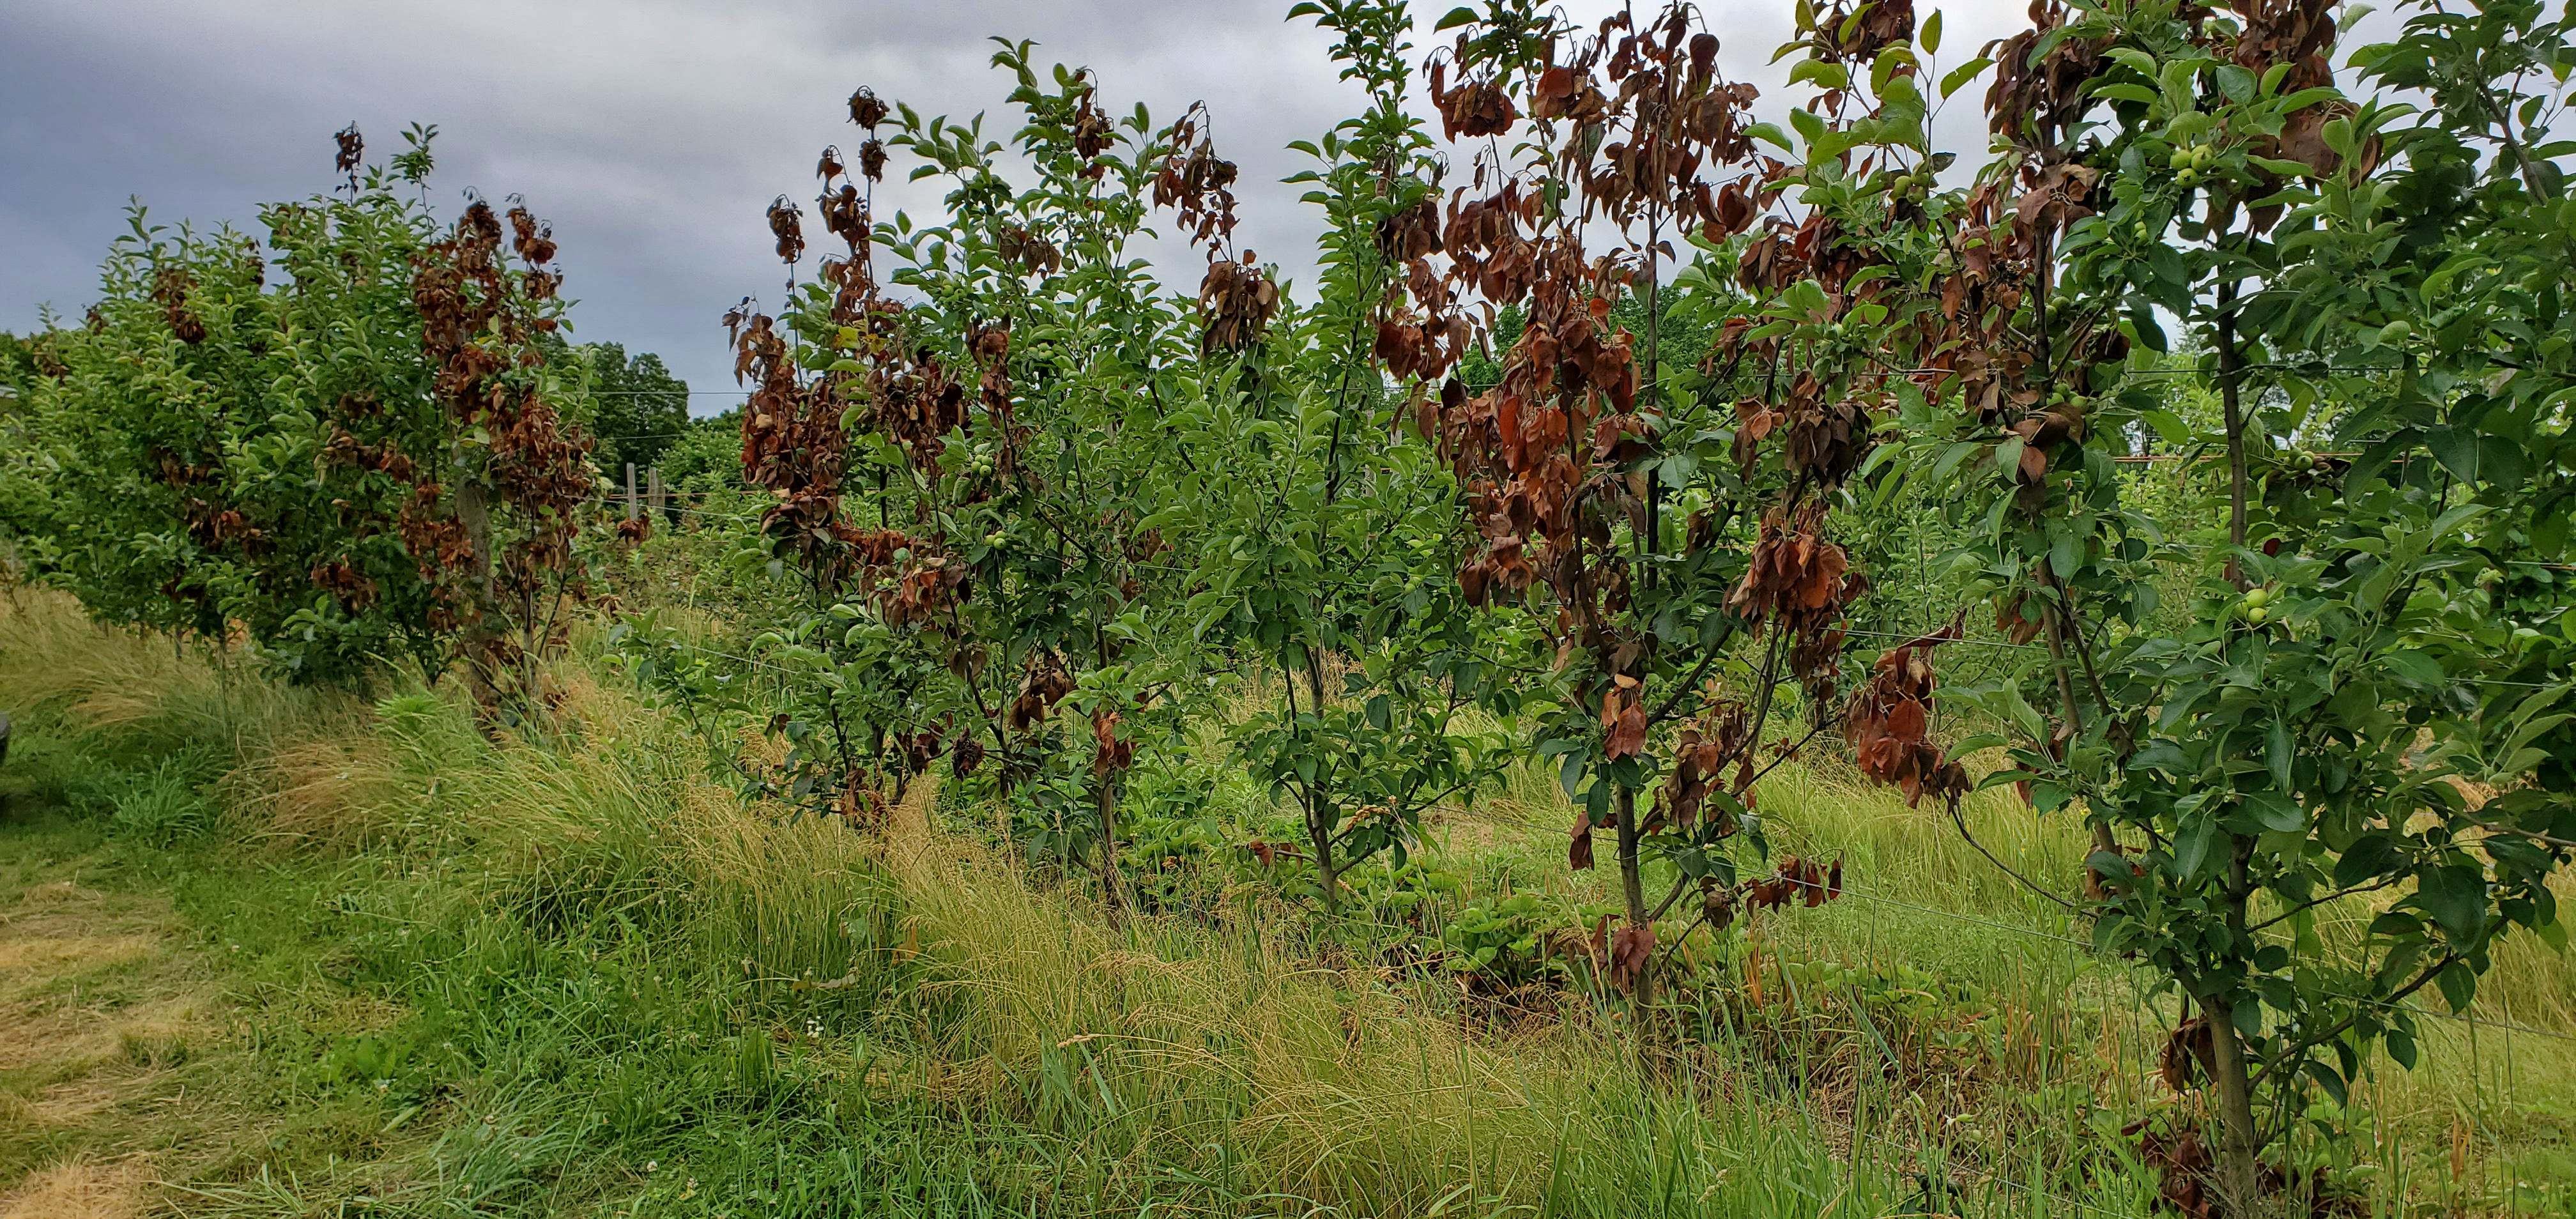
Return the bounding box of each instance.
[1,588,2572,1218]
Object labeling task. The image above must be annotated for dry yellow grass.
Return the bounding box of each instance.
[0,873,215,1219]
[0,1156,154,1219]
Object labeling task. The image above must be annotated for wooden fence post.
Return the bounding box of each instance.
[624,463,638,521]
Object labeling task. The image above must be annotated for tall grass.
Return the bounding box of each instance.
[4,588,2572,1216]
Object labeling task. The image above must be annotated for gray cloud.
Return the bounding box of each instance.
[3,0,2032,410]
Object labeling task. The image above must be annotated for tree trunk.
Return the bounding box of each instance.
[1310,798,1339,916]
[455,480,502,724]
[1615,785,1653,1007]
[1096,772,1124,924]
[1300,643,1339,916]
[2216,280,2250,589]
[2201,993,2266,1214]
[2043,605,2125,863]
[1643,195,1662,586]
[2202,831,2266,1214]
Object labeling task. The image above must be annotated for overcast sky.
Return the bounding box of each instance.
[2,0,2035,411]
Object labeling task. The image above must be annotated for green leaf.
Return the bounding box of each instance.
[2141,408,2190,446]
[2419,864,2487,947]
[2336,834,2403,887]
[1929,440,1979,486]
[2428,426,2481,482]
[1939,56,1992,100]
[2002,687,2048,745]
[1433,5,1478,30]
[2175,814,2223,882]
[1919,9,1942,53]
[2246,790,2303,833]
[1789,60,1851,91]
[2382,650,2442,689]
[2050,532,2082,579]
[1943,733,2007,761]
[2304,1059,2350,1106]
[2435,960,2477,1012]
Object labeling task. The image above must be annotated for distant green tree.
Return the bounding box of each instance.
[576,341,690,477]
[0,332,36,402]
[0,332,57,583]
[653,408,743,494]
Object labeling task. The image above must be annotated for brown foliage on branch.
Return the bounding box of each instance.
[1845,619,1970,808]
[408,196,595,719]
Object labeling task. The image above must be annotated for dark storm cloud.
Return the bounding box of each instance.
[1,0,2025,409]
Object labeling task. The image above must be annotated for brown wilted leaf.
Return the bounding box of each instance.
[334,123,364,177]
[1091,710,1133,776]
[1845,616,1970,808]
[1609,922,1657,992]
[767,196,806,264]
[1198,256,1278,355]
[848,86,890,130]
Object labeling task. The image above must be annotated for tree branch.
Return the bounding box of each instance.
[2472,818,2576,852]
[2248,953,2457,1096]
[2245,874,2408,933]
[1949,797,2083,912]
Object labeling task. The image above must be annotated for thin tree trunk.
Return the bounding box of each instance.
[2216,280,2250,588]
[456,480,502,725]
[2202,990,2266,1213]
[1615,785,1652,1008]
[1096,772,1124,926]
[2043,606,2122,862]
[1310,794,1339,916]
[1301,643,1339,916]
[1643,194,1661,585]
[2203,832,2266,1213]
